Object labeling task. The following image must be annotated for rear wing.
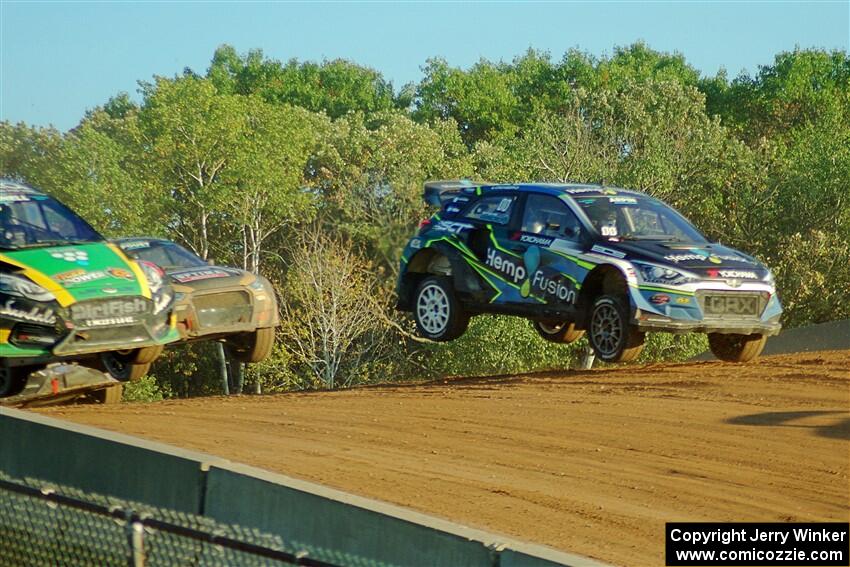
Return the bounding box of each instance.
[423,179,489,207]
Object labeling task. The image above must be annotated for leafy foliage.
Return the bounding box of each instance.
[1,43,847,396]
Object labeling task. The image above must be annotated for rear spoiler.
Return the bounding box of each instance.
[423,179,489,207]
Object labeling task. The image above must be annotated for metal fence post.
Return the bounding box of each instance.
[126,511,145,567]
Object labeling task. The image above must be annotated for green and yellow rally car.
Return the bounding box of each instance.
[0,180,179,395]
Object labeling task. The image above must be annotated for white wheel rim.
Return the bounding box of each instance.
[417,284,450,335]
[591,304,622,356]
[538,322,565,335]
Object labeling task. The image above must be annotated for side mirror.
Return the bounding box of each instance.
[562,226,579,239]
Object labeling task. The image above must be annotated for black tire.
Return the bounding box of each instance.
[413,276,469,341]
[587,294,645,363]
[533,320,585,344]
[227,327,275,363]
[0,367,27,397]
[132,345,164,364]
[708,333,767,362]
[97,352,152,382]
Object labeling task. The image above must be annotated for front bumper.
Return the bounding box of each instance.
[173,284,279,340]
[629,282,783,337]
[0,295,179,360]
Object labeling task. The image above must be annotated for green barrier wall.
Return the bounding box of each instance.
[0,407,607,567]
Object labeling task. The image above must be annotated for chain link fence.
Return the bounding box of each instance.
[0,472,389,567]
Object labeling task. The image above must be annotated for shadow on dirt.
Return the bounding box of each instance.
[727,410,850,441]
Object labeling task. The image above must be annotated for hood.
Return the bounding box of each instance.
[165,265,248,291]
[602,240,768,277]
[0,242,146,302]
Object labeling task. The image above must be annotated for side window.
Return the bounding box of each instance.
[521,194,582,241]
[464,195,515,225]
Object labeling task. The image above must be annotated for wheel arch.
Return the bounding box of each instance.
[576,263,630,327]
[397,244,480,311]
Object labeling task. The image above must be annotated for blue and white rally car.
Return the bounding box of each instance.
[396,181,782,363]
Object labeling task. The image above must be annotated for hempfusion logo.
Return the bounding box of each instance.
[520,246,540,297]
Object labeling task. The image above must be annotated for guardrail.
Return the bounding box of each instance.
[0,407,608,567]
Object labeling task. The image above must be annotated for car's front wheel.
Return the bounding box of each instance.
[587,295,645,363]
[708,333,767,362]
[0,367,28,397]
[227,327,276,363]
[533,320,584,344]
[99,352,153,382]
[413,276,469,341]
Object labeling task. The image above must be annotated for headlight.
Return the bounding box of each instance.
[152,287,173,315]
[138,261,164,294]
[0,273,56,302]
[632,262,696,286]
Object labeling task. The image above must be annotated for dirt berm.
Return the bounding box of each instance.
[40,351,850,566]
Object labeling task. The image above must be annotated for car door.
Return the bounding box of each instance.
[514,193,586,309]
[459,193,534,304]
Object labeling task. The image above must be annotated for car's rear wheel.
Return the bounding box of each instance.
[708,333,767,362]
[413,276,469,341]
[227,327,275,363]
[533,320,584,344]
[98,352,153,382]
[588,295,645,363]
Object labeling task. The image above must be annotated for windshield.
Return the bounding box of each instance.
[122,241,207,270]
[0,193,102,249]
[575,195,707,243]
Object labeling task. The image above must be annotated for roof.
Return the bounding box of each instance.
[0,179,46,195]
[479,182,645,198]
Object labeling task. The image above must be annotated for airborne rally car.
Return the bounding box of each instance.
[397,181,782,363]
[115,238,279,364]
[0,180,178,396]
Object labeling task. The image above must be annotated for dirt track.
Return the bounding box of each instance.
[40,351,850,566]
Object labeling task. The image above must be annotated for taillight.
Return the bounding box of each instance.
[418,218,432,232]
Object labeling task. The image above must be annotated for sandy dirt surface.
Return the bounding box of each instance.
[40,351,850,566]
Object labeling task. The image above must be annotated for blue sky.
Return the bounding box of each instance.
[1,1,848,131]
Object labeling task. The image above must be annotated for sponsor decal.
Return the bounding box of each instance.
[101,287,118,294]
[608,196,637,204]
[706,269,759,279]
[409,238,422,250]
[108,267,135,280]
[171,268,233,284]
[703,295,760,316]
[84,316,135,327]
[446,205,461,213]
[55,269,109,285]
[120,241,152,250]
[485,246,577,304]
[0,300,57,325]
[512,233,554,247]
[675,297,691,304]
[664,247,755,266]
[433,220,473,234]
[50,248,89,265]
[650,294,670,305]
[591,244,626,259]
[0,194,32,202]
[70,298,149,324]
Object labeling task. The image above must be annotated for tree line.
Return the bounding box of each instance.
[1,42,848,397]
